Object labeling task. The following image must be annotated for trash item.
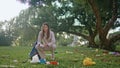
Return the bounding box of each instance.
[13,60,18,63]
[40,59,46,64]
[109,52,115,55]
[103,53,107,56]
[107,51,120,56]
[113,52,120,56]
[46,61,59,65]
[46,61,50,64]
[95,49,98,52]
[66,51,73,54]
[83,57,96,66]
[0,65,15,68]
[81,54,84,56]
[30,54,40,63]
[103,50,109,54]
[95,54,101,57]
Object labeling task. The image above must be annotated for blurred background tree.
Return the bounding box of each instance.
[0,0,120,51]
[17,0,120,51]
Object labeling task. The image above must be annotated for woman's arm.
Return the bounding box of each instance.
[37,31,42,45]
[48,31,56,46]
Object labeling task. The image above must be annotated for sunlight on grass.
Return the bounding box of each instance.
[0,46,120,68]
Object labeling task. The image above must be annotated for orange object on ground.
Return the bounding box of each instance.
[49,61,59,65]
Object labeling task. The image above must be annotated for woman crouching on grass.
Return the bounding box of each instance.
[35,23,56,64]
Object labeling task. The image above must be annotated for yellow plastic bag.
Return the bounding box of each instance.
[83,57,96,66]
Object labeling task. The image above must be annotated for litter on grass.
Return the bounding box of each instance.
[83,57,96,66]
[0,65,15,68]
[46,61,59,65]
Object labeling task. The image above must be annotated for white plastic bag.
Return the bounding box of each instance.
[30,54,40,63]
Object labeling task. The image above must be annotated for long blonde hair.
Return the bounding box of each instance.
[41,23,50,39]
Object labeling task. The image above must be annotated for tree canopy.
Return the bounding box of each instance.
[0,0,119,51]
[17,0,120,51]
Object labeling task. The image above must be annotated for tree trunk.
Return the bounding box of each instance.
[87,36,98,48]
[100,39,113,51]
[100,0,118,51]
[88,0,118,51]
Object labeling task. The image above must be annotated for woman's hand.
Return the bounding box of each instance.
[44,44,49,47]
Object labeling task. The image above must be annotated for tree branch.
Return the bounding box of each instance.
[88,0,103,33]
[110,33,120,44]
[104,0,118,36]
[67,30,89,40]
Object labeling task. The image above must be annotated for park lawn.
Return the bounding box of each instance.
[0,46,120,68]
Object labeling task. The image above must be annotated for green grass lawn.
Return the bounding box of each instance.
[0,46,120,68]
